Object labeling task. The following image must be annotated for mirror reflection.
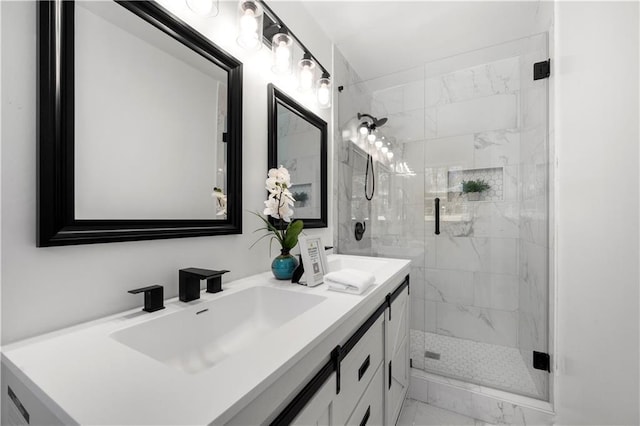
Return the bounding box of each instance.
[74,1,228,220]
[276,104,321,219]
[269,84,327,228]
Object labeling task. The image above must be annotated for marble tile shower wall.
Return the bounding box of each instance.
[516,35,550,399]
[334,48,374,256]
[364,56,524,349]
[336,36,549,396]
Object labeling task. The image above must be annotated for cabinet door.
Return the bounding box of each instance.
[292,373,337,426]
[385,286,409,425]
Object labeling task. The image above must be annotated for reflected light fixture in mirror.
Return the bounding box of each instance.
[298,53,316,92]
[237,0,263,50]
[272,31,293,74]
[358,122,369,136]
[186,0,219,17]
[317,72,331,108]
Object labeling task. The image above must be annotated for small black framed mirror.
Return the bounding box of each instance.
[38,1,243,246]
[268,84,327,229]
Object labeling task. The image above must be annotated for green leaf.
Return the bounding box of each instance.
[282,220,304,250]
[249,211,283,246]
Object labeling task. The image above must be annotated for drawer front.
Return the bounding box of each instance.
[345,362,384,426]
[334,316,384,424]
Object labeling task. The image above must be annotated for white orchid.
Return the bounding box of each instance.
[212,187,227,217]
[252,167,304,255]
[263,166,295,222]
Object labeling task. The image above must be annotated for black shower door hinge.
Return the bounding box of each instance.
[533,59,551,80]
[533,351,551,372]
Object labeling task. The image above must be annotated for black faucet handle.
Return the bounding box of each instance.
[180,268,229,280]
[128,285,165,313]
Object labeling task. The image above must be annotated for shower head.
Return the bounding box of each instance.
[357,112,388,128]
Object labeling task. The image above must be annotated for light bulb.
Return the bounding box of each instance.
[387,151,394,159]
[237,4,261,50]
[298,54,316,92]
[187,0,218,16]
[359,124,369,136]
[318,83,330,105]
[367,133,376,143]
[375,140,383,149]
[240,9,257,32]
[300,66,313,91]
[381,146,389,154]
[275,41,290,72]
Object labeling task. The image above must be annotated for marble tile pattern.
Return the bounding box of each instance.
[397,398,487,426]
[410,330,539,397]
[336,39,550,399]
[409,371,554,426]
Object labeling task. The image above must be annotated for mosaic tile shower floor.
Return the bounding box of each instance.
[410,330,540,397]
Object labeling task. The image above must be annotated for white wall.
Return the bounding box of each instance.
[554,2,639,424]
[0,1,333,344]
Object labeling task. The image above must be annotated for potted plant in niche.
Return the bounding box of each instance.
[253,166,304,280]
[461,179,491,201]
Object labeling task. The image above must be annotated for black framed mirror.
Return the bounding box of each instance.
[268,84,327,229]
[38,0,243,246]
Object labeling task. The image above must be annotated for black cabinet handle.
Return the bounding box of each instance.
[358,355,370,381]
[359,406,371,426]
[388,361,392,389]
[434,197,440,235]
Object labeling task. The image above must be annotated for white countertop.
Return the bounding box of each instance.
[2,254,410,425]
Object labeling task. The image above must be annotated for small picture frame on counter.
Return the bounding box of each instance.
[298,235,328,287]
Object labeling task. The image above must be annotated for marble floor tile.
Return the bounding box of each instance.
[398,398,487,426]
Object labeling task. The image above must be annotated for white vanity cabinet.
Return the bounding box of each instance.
[273,276,410,426]
[385,285,410,425]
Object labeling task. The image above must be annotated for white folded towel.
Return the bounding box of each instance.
[324,269,376,295]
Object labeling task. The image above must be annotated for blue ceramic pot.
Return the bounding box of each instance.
[271,251,299,280]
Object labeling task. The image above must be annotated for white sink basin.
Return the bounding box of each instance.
[111,287,326,374]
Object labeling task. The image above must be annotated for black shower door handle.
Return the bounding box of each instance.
[434,198,440,235]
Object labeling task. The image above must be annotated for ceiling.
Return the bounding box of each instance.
[300,1,552,81]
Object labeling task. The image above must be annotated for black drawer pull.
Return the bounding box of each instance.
[358,355,370,381]
[359,406,371,426]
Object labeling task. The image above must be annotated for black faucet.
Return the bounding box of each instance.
[179,268,229,302]
[128,285,165,312]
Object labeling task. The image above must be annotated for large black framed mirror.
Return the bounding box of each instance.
[268,84,327,229]
[38,0,243,246]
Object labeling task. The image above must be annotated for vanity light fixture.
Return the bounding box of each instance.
[237,0,263,51]
[367,131,377,144]
[271,31,293,74]
[298,53,316,92]
[317,72,331,108]
[186,0,219,17]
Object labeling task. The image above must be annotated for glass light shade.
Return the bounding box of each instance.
[387,151,394,159]
[375,140,383,149]
[237,0,263,51]
[367,133,376,143]
[298,54,316,92]
[381,146,389,154]
[271,33,293,74]
[316,75,331,108]
[359,123,369,136]
[186,0,219,17]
